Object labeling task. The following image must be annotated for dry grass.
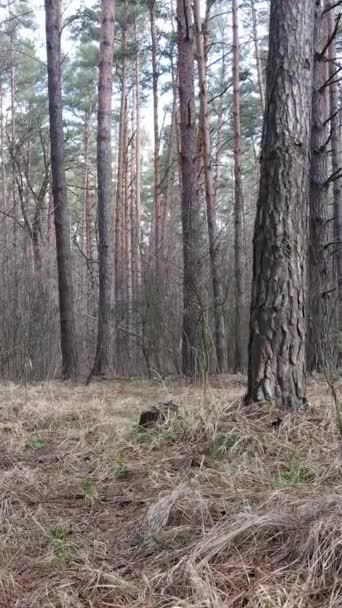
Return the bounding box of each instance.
[0,375,342,607]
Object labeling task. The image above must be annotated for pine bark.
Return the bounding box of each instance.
[307,2,330,372]
[232,0,244,371]
[193,0,226,373]
[246,0,315,407]
[327,3,342,349]
[93,0,115,376]
[45,0,79,377]
[177,0,199,376]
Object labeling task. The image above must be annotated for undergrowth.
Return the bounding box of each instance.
[0,376,341,607]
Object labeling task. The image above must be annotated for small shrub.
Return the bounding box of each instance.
[207,433,237,459]
[25,434,44,450]
[114,454,129,480]
[80,478,97,501]
[271,449,315,488]
[48,526,72,567]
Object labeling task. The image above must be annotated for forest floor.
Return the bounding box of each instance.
[1,375,342,607]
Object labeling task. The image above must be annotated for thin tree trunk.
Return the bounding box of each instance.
[122,88,129,309]
[127,101,134,341]
[177,0,199,376]
[47,172,54,247]
[134,22,142,296]
[251,0,265,114]
[93,0,115,376]
[0,85,7,264]
[214,42,226,203]
[115,36,127,298]
[9,3,16,267]
[45,0,79,377]
[246,0,315,407]
[160,98,176,264]
[194,0,226,373]
[232,0,244,371]
[149,0,161,270]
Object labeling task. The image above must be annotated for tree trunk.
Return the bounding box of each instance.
[193,0,226,373]
[93,0,115,376]
[133,17,142,298]
[251,0,265,114]
[115,35,127,299]
[47,172,54,247]
[177,0,199,376]
[9,2,16,266]
[327,2,342,357]
[246,0,315,408]
[149,0,161,271]
[160,95,176,265]
[0,85,7,264]
[307,2,330,372]
[232,0,244,371]
[45,0,79,377]
[214,43,226,203]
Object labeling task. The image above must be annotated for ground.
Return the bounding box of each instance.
[1,375,342,607]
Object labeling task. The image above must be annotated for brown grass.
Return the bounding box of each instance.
[0,375,342,607]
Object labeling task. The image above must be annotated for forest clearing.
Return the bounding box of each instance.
[1,376,342,607]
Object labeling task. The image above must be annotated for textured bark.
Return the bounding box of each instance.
[327,3,342,344]
[193,0,226,373]
[45,0,79,377]
[251,0,265,114]
[177,0,199,376]
[246,0,315,408]
[232,0,244,371]
[93,0,115,376]
[307,2,330,372]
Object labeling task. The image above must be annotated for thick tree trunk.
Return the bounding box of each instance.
[193,0,226,373]
[246,0,315,408]
[327,3,342,356]
[45,0,79,377]
[232,0,244,372]
[307,2,330,372]
[93,0,115,376]
[177,0,199,376]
